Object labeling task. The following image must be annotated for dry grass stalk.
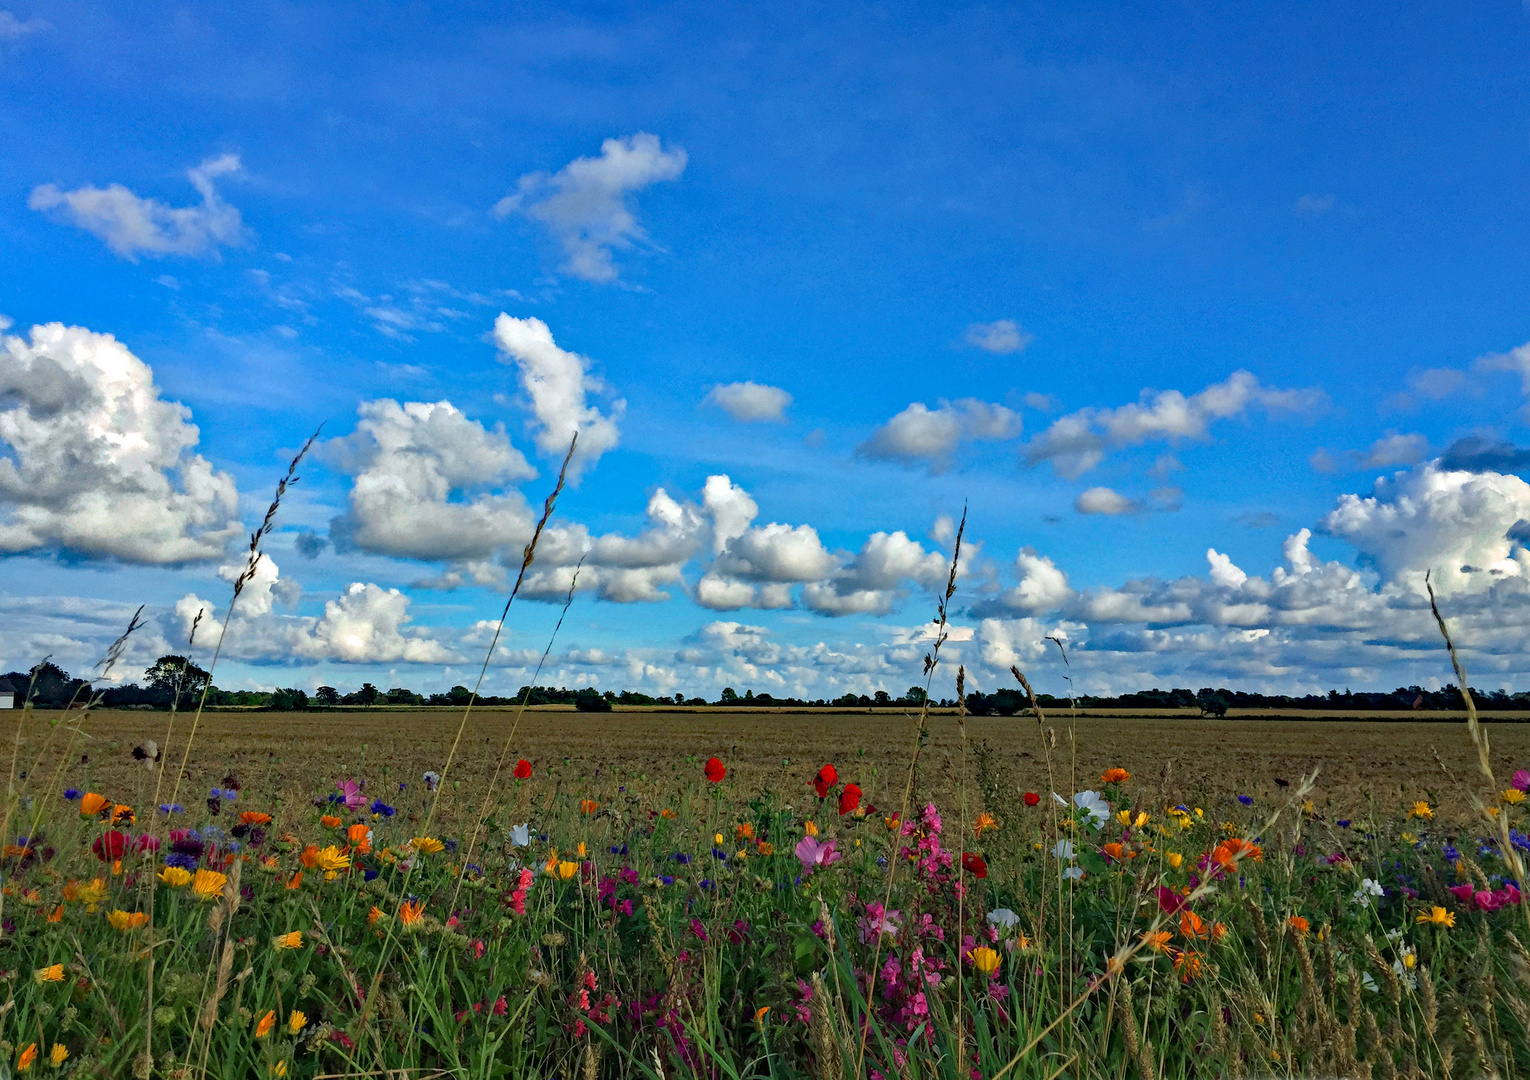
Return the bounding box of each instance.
[1116,976,1154,1080]
[809,972,844,1080]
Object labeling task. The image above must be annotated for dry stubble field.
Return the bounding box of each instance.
[12,705,1530,825]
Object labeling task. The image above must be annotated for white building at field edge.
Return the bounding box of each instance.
[0,680,13,709]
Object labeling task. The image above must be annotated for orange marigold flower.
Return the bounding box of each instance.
[273,931,303,950]
[107,909,149,933]
[111,804,134,826]
[757,841,774,856]
[1174,950,1203,983]
[285,871,303,890]
[1179,910,1211,940]
[1103,842,1126,863]
[347,823,372,853]
[1141,930,1173,953]
[1288,915,1311,937]
[974,812,999,835]
[1211,837,1262,871]
[47,904,63,923]
[192,869,227,902]
[79,792,110,817]
[1101,768,1131,784]
[299,845,320,868]
[255,1009,276,1038]
[48,1044,67,1067]
[240,811,273,826]
[368,905,385,926]
[411,836,444,854]
[660,808,677,819]
[580,799,599,816]
[399,899,425,927]
[320,815,342,829]
[16,1043,36,1071]
[736,823,755,841]
[34,964,64,984]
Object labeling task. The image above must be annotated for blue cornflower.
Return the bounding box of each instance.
[712,848,727,861]
[159,803,183,815]
[699,879,715,891]
[369,800,396,817]
[660,874,675,886]
[1237,795,1254,807]
[1337,820,1351,829]
[62,789,80,801]
[672,852,691,864]
[164,851,198,871]
[610,844,628,855]
[443,839,458,853]
[363,868,379,882]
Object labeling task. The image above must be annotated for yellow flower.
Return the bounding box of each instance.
[34,964,63,984]
[75,877,107,913]
[78,792,110,817]
[106,909,148,933]
[411,836,445,854]
[271,1063,288,1078]
[543,849,559,873]
[1409,800,1435,819]
[970,946,1001,975]
[315,845,350,876]
[288,1010,307,1035]
[273,931,303,950]
[1115,809,1133,826]
[255,1009,276,1038]
[1503,788,1526,805]
[804,821,818,837]
[557,860,579,879]
[1417,906,1454,928]
[577,842,589,858]
[1166,852,1183,870]
[16,1042,36,1071]
[713,833,724,845]
[1402,832,1416,844]
[1141,930,1173,953]
[1133,811,1149,828]
[49,1043,68,1066]
[192,868,228,902]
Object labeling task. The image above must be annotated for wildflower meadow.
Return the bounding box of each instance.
[4,461,1530,1080]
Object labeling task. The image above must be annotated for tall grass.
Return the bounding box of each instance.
[2,462,1530,1078]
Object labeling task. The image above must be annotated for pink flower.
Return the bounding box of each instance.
[1515,769,1530,792]
[1157,886,1187,915]
[795,835,843,874]
[337,780,365,811]
[1449,882,1477,907]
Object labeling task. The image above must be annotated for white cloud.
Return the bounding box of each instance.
[1360,432,1429,469]
[702,475,758,555]
[704,381,792,422]
[1075,487,1139,516]
[492,314,622,478]
[325,398,537,561]
[493,133,686,283]
[29,155,249,260]
[0,11,50,38]
[964,319,1032,354]
[802,530,950,615]
[0,322,241,563]
[1206,549,1247,588]
[1002,548,1074,612]
[1025,370,1321,479]
[1319,462,1530,596]
[858,399,1021,470]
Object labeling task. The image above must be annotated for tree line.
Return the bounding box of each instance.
[3,658,1521,715]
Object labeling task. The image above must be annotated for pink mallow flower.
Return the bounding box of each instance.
[1514,769,1530,793]
[795,835,843,874]
[337,780,365,811]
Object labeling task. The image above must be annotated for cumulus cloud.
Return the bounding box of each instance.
[998,548,1074,612]
[964,319,1032,354]
[1320,462,1530,595]
[802,531,951,615]
[492,133,686,283]
[30,155,249,260]
[1439,436,1530,475]
[704,381,792,422]
[1075,487,1139,516]
[0,322,241,563]
[178,568,458,666]
[492,315,622,477]
[1360,432,1430,469]
[1024,370,1321,479]
[858,399,1020,470]
[325,398,537,561]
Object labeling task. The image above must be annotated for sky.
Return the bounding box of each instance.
[2,1,1530,701]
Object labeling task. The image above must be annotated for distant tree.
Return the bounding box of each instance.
[873,690,891,707]
[575,688,612,712]
[719,687,739,704]
[270,688,310,711]
[1197,688,1230,718]
[902,686,928,704]
[344,683,380,706]
[385,687,420,705]
[313,686,340,707]
[144,655,211,700]
[21,661,90,708]
[446,685,472,705]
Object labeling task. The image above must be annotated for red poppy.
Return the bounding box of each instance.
[1023,791,1040,807]
[961,852,988,879]
[704,757,727,783]
[812,764,838,798]
[92,830,128,861]
[838,783,862,815]
[513,759,532,780]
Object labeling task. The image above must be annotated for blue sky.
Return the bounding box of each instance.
[3,1,1530,699]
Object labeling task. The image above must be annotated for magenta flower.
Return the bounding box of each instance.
[795,835,843,874]
[337,780,365,811]
[1514,769,1530,793]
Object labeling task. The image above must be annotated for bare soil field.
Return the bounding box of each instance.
[8,706,1528,827]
